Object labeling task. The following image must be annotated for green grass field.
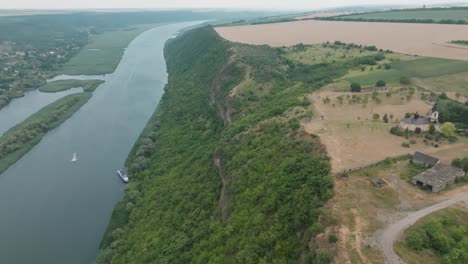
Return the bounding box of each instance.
[345,57,468,85]
[39,79,104,92]
[342,8,468,23]
[59,25,156,75]
[0,92,92,174]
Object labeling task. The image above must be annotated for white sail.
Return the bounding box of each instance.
[71,152,78,162]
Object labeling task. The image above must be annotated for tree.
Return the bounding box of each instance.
[452,157,468,172]
[376,80,386,87]
[373,113,380,120]
[429,124,436,134]
[350,82,361,93]
[440,122,456,137]
[383,113,389,123]
[439,92,448,100]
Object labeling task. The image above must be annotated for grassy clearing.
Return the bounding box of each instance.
[393,58,468,78]
[0,92,91,174]
[39,79,104,92]
[338,8,468,23]
[345,57,468,86]
[59,25,156,75]
[394,207,468,264]
[416,71,468,98]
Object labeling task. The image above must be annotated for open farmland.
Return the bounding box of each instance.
[339,8,468,23]
[215,20,468,61]
[302,89,468,173]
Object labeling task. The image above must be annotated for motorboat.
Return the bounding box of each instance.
[117,168,129,183]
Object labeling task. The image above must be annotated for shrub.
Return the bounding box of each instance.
[328,233,338,243]
[440,122,456,137]
[316,251,334,264]
[384,63,392,70]
[376,80,386,87]
[406,230,427,251]
[402,142,410,148]
[390,126,404,136]
[383,113,389,123]
[439,92,448,100]
[452,157,468,172]
[400,76,411,85]
[350,82,361,93]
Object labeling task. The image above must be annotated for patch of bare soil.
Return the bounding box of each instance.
[215,20,468,61]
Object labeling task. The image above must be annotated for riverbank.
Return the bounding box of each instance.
[0,92,91,175]
[39,79,104,92]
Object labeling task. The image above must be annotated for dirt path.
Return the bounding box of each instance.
[377,192,468,264]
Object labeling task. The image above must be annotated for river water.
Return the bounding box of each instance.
[0,22,198,264]
[0,88,82,135]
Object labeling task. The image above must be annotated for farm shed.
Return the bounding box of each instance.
[412,164,465,193]
[370,178,388,188]
[412,152,440,167]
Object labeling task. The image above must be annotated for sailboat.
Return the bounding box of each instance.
[71,152,78,162]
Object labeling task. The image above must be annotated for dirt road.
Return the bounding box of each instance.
[377,192,468,264]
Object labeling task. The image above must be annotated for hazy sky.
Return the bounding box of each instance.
[0,0,457,10]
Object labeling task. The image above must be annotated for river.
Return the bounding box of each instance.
[0,22,199,264]
[0,88,82,135]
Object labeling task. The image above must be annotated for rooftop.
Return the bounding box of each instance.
[413,164,465,188]
[413,151,439,166]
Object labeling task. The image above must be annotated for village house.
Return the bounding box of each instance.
[412,164,465,193]
[399,105,439,132]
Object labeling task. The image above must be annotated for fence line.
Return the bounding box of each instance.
[333,153,412,176]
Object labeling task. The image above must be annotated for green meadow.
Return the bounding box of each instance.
[59,25,157,75]
[346,57,468,85]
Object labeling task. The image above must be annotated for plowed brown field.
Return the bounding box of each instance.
[216,20,468,61]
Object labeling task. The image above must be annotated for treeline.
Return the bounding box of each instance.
[0,92,91,174]
[438,96,468,126]
[39,79,104,93]
[97,26,354,263]
[317,16,468,25]
[451,40,468,46]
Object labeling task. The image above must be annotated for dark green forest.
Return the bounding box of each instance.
[97,27,379,263]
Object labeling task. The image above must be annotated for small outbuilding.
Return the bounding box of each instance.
[412,164,465,193]
[370,178,388,188]
[412,152,440,167]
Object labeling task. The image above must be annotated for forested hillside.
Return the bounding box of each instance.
[95,27,375,263]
